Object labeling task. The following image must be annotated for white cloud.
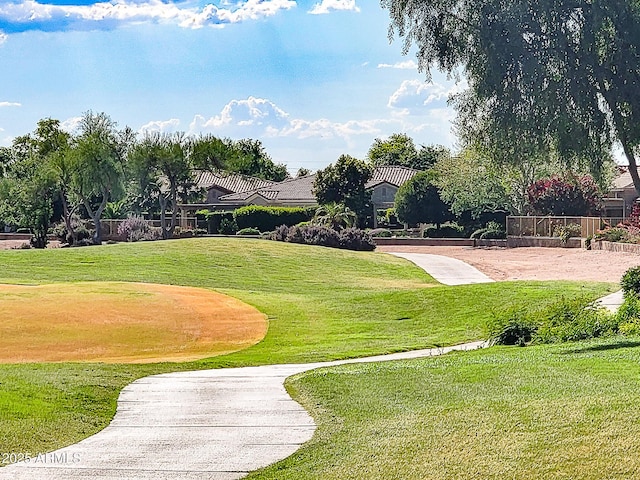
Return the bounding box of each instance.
[0,0,297,34]
[387,79,466,115]
[190,96,388,141]
[139,118,180,134]
[60,116,83,133]
[377,60,418,70]
[0,102,21,108]
[308,0,360,15]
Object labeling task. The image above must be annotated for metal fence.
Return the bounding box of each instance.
[507,216,625,238]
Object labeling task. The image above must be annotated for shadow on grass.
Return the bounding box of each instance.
[559,339,640,355]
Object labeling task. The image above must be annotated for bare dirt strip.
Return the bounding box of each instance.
[0,282,267,363]
[377,246,640,284]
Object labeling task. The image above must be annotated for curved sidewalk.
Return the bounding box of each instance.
[0,342,485,480]
[388,252,494,285]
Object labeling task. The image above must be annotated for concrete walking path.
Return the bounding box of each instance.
[388,252,494,285]
[0,342,485,480]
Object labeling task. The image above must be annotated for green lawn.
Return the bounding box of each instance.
[0,238,615,464]
[250,337,640,480]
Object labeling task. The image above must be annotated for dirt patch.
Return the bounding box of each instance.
[0,282,267,363]
[377,246,640,284]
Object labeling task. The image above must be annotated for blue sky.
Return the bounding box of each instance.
[0,0,463,173]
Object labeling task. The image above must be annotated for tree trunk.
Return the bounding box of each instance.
[60,192,77,245]
[159,194,169,240]
[82,193,108,245]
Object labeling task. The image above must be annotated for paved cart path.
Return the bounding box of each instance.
[0,253,619,479]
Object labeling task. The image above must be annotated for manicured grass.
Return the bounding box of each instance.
[251,337,640,480]
[0,238,615,463]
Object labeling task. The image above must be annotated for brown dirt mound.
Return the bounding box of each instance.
[0,282,267,363]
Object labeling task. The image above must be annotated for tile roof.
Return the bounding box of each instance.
[220,174,318,202]
[366,166,420,189]
[213,166,420,205]
[195,171,275,194]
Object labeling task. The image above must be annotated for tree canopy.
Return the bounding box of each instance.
[367,133,450,170]
[394,170,452,227]
[384,0,640,193]
[313,154,373,225]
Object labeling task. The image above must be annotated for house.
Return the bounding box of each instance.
[602,167,639,218]
[177,166,420,226]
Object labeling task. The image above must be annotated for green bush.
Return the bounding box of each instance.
[471,221,506,240]
[203,211,234,234]
[594,226,629,243]
[534,296,615,343]
[552,223,582,244]
[369,228,393,237]
[487,308,537,346]
[488,296,617,346]
[236,227,260,236]
[621,266,640,299]
[218,218,238,235]
[233,206,313,232]
[615,295,640,334]
[423,223,465,238]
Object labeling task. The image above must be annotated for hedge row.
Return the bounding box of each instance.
[265,225,375,251]
[197,206,315,234]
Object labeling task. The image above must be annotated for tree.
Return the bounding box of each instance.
[368,133,450,170]
[527,175,601,216]
[433,148,509,217]
[384,0,640,194]
[296,167,312,177]
[130,132,194,239]
[69,111,132,244]
[394,170,452,228]
[228,139,289,181]
[0,140,57,248]
[313,155,373,226]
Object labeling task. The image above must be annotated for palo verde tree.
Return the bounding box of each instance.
[313,154,373,226]
[69,111,134,244]
[383,0,640,193]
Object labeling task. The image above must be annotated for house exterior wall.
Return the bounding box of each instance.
[206,187,230,204]
[370,184,399,208]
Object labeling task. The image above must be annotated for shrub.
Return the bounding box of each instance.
[233,206,312,232]
[265,224,374,251]
[621,266,640,299]
[423,223,465,238]
[487,308,538,346]
[488,296,617,346]
[615,295,640,334]
[117,216,157,242]
[552,223,582,244]
[369,228,393,238]
[236,227,261,236]
[472,221,506,240]
[203,211,234,234]
[594,226,631,243]
[527,174,601,216]
[218,218,238,235]
[534,296,615,343]
[338,227,376,251]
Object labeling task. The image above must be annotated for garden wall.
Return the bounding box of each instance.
[591,240,640,254]
[506,236,582,248]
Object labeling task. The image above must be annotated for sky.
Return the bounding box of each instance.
[0,0,464,174]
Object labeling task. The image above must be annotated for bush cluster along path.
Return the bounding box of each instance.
[0,253,490,480]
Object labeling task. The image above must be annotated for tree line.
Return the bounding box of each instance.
[0,112,288,247]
